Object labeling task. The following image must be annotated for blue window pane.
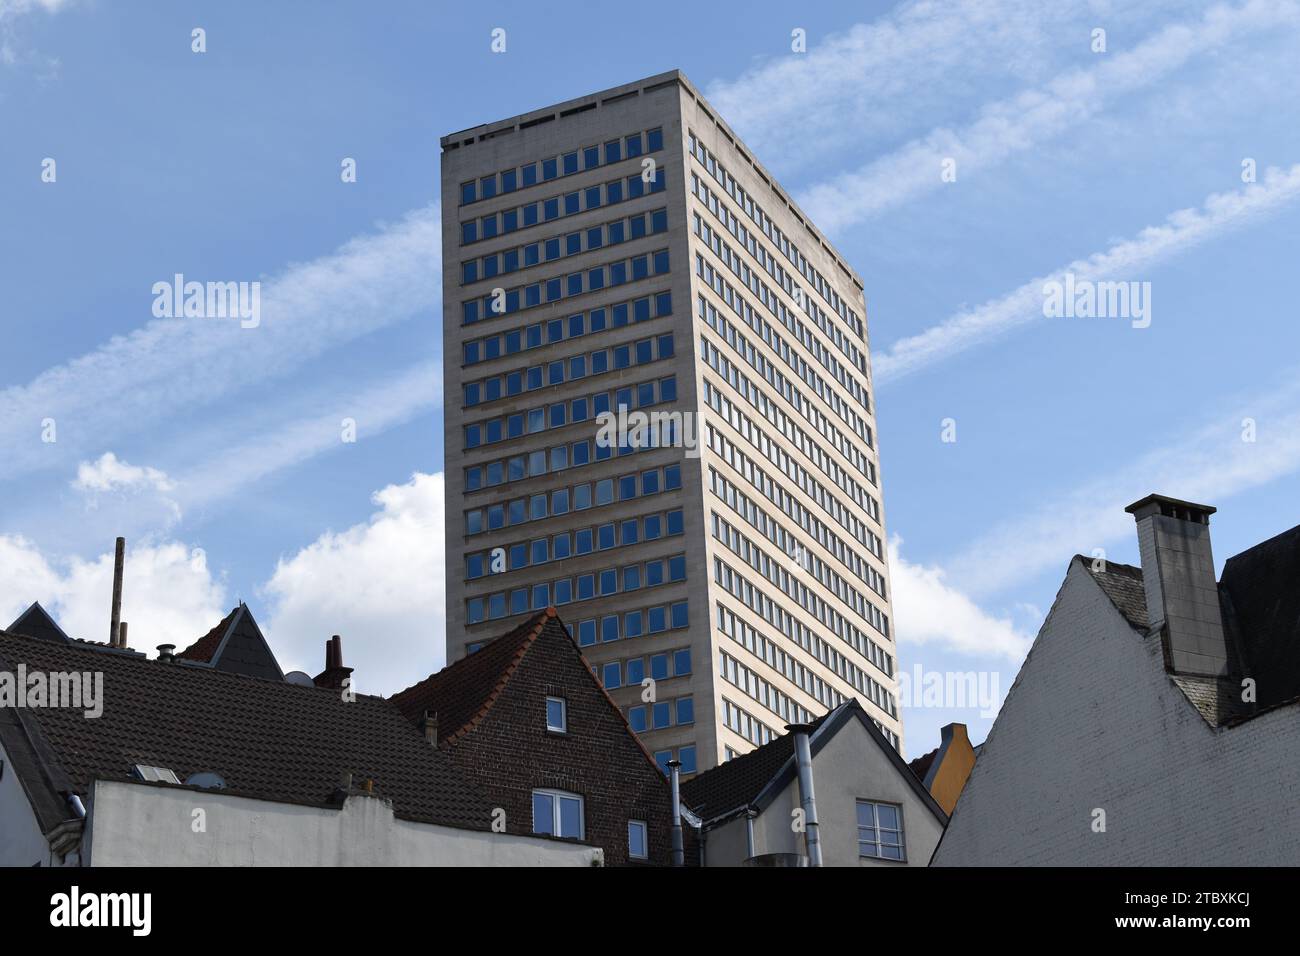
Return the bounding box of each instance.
[602,615,620,643]
[647,128,663,152]
[629,706,647,732]
[673,648,691,675]
[670,602,688,629]
[522,163,537,186]
[467,598,484,623]
[563,151,578,175]
[584,146,599,169]
[461,181,476,204]
[462,221,477,244]
[669,556,686,582]
[652,702,670,729]
[579,619,597,646]
[676,698,694,725]
[605,140,621,164]
[625,611,644,639]
[543,157,558,180]
[679,745,696,775]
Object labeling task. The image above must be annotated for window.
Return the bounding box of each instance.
[628,820,648,860]
[533,789,584,839]
[857,800,905,861]
[546,696,567,733]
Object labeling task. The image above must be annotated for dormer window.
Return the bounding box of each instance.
[546,696,567,733]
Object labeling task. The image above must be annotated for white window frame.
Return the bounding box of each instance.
[628,819,648,860]
[856,799,906,862]
[532,788,584,840]
[545,696,567,733]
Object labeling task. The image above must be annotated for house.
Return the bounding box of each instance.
[680,699,947,866]
[908,722,980,816]
[935,494,1300,866]
[392,608,676,865]
[0,608,600,866]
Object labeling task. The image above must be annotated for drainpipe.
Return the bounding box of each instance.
[668,759,684,866]
[745,807,757,860]
[787,723,822,867]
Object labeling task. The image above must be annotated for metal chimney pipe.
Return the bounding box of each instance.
[788,724,823,867]
[668,759,684,866]
[109,537,125,645]
[117,621,128,650]
[156,644,175,663]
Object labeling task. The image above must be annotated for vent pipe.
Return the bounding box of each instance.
[788,723,823,867]
[109,537,125,646]
[156,644,175,663]
[117,621,128,650]
[668,759,684,866]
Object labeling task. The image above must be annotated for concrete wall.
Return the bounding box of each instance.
[705,717,942,866]
[0,737,58,867]
[85,781,603,867]
[935,562,1300,865]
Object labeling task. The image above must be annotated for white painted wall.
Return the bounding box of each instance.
[935,562,1300,866]
[85,780,604,867]
[705,716,943,866]
[0,737,60,867]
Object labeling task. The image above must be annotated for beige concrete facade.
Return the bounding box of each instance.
[441,71,900,777]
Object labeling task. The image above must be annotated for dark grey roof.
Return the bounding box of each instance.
[681,700,947,828]
[0,627,490,839]
[1077,523,1300,727]
[7,602,73,644]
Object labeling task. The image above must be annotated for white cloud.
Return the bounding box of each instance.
[0,534,228,651]
[874,163,1300,384]
[888,536,1035,660]
[262,472,445,695]
[0,203,440,483]
[797,0,1300,233]
[72,451,175,494]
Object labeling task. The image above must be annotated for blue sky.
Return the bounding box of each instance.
[3,0,1299,756]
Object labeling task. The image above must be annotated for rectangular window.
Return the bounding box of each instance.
[857,800,906,861]
[546,696,567,733]
[533,789,584,839]
[628,820,648,860]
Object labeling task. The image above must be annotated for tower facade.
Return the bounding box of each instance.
[441,71,899,777]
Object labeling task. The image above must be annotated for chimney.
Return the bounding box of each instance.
[1125,494,1228,676]
[313,635,354,689]
[117,621,128,650]
[156,644,176,663]
[109,537,125,645]
[667,759,684,867]
[787,723,823,866]
[420,710,439,746]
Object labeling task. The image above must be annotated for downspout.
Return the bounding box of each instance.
[668,759,684,866]
[788,723,822,867]
[745,807,757,860]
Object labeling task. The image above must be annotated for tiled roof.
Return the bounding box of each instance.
[390,609,553,743]
[0,627,489,833]
[908,747,939,787]
[177,606,238,662]
[1076,556,1148,630]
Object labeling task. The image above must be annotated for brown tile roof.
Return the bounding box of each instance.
[178,606,239,662]
[0,627,490,832]
[390,609,555,744]
[908,746,939,787]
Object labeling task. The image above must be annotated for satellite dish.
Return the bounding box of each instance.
[285,670,315,687]
[185,772,227,790]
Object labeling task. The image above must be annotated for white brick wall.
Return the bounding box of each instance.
[934,561,1299,866]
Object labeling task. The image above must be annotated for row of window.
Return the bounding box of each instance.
[466,374,676,451]
[461,126,664,206]
[719,650,816,728]
[465,463,683,536]
[721,696,777,748]
[607,647,692,687]
[713,556,900,749]
[623,695,693,731]
[462,249,671,325]
[463,392,679,494]
[688,130,864,341]
[463,292,673,367]
[465,555,688,624]
[710,463,887,607]
[702,366,883,535]
[716,600,896,721]
[462,208,668,285]
[572,601,690,646]
[690,171,868,389]
[465,507,685,579]
[702,252,873,450]
[463,332,674,411]
[707,385,889,561]
[698,286,875,473]
[461,167,667,245]
[713,509,889,648]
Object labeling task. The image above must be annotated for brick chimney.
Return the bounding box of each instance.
[1125,494,1228,676]
[313,634,354,689]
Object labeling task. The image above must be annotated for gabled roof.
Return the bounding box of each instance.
[7,602,74,644]
[908,746,940,789]
[390,609,554,744]
[177,603,284,681]
[0,626,489,838]
[1076,526,1300,728]
[681,699,948,827]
